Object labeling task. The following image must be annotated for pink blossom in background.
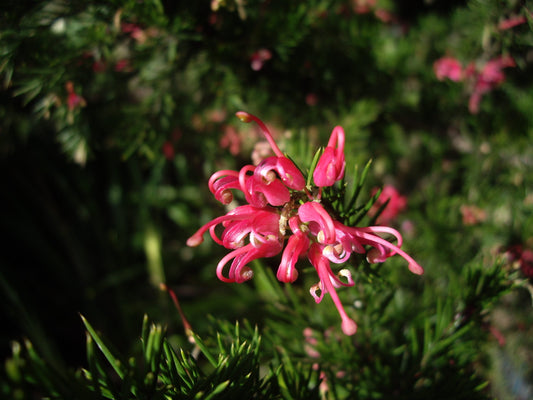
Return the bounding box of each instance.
[303,328,321,358]
[92,60,107,73]
[250,48,272,71]
[162,140,175,160]
[121,22,142,35]
[219,125,242,156]
[207,108,227,123]
[114,59,131,72]
[434,54,516,114]
[65,81,86,111]
[305,93,318,106]
[475,56,515,92]
[351,0,400,25]
[121,22,149,44]
[352,0,376,14]
[433,57,464,82]
[468,56,515,114]
[374,9,396,24]
[187,111,423,335]
[251,141,274,165]
[460,204,487,226]
[369,185,407,224]
[520,249,533,278]
[498,15,527,31]
[162,128,182,161]
[506,244,533,279]
[463,62,477,79]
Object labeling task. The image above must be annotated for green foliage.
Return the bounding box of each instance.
[1,255,514,399]
[247,257,514,399]
[2,315,322,399]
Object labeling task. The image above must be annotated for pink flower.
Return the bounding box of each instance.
[121,22,142,35]
[305,93,318,106]
[352,0,376,14]
[434,54,516,114]
[121,22,150,44]
[92,60,107,73]
[520,249,533,278]
[468,56,515,114]
[433,57,464,82]
[460,204,486,226]
[303,328,321,358]
[187,111,423,335]
[65,81,86,111]
[251,141,274,165]
[506,244,533,279]
[369,185,407,224]
[114,59,131,72]
[219,125,242,156]
[313,126,346,187]
[476,56,515,91]
[374,9,397,24]
[250,48,272,71]
[498,15,527,31]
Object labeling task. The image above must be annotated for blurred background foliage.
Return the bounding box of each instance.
[1,0,533,398]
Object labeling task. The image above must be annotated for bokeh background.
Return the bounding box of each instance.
[1,1,533,398]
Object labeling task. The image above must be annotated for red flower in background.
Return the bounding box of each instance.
[162,141,175,160]
[250,49,272,71]
[507,245,533,279]
[520,249,533,278]
[65,81,86,111]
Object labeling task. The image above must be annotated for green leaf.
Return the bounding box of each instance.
[80,314,125,379]
[190,331,218,368]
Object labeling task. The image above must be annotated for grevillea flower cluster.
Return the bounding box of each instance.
[187,112,423,335]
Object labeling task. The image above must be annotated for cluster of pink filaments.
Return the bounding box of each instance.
[187,112,423,335]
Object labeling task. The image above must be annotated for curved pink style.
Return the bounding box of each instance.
[277,231,309,283]
[308,243,357,336]
[298,202,336,244]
